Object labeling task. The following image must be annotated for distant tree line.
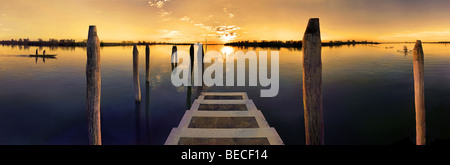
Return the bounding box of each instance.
[1,38,382,48]
[323,40,379,46]
[0,38,86,47]
[225,40,302,48]
[0,38,197,47]
[225,40,380,48]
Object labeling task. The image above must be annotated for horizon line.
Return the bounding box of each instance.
[2,38,450,44]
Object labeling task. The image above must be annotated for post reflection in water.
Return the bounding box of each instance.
[145,82,152,144]
[136,74,154,145]
[135,101,141,145]
[135,51,154,145]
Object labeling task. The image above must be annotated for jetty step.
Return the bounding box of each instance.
[165,92,284,145]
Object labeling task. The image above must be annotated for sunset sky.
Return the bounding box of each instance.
[1,0,450,43]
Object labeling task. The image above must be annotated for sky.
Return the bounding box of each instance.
[1,0,450,43]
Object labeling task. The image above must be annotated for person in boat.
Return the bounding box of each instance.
[36,49,38,55]
[43,50,46,55]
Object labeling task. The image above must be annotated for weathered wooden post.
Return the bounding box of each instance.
[133,45,141,102]
[171,45,177,70]
[190,44,194,69]
[146,45,150,83]
[195,43,204,98]
[86,25,102,145]
[413,40,426,145]
[186,44,195,109]
[302,18,324,145]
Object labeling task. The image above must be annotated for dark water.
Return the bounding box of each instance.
[0,43,449,145]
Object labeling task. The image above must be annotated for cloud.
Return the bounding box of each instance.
[194,23,240,41]
[159,9,172,16]
[214,25,240,40]
[159,30,183,40]
[180,16,191,22]
[223,8,234,18]
[202,34,217,37]
[148,0,170,8]
[179,14,240,41]
[152,2,241,41]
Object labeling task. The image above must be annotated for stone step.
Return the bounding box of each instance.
[190,99,258,111]
[165,128,284,145]
[177,110,270,128]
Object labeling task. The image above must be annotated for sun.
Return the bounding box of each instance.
[219,46,235,62]
[220,46,235,56]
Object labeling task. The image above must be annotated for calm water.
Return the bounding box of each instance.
[0,43,450,145]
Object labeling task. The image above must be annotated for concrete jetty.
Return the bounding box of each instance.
[165,92,284,145]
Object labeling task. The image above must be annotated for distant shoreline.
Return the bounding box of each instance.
[0,40,199,47]
[225,40,380,48]
[380,41,450,44]
[1,40,448,48]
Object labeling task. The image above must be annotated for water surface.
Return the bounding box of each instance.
[0,43,449,145]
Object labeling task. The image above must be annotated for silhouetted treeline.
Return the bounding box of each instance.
[225,40,302,48]
[225,40,380,48]
[0,38,197,47]
[0,38,86,47]
[1,38,383,48]
[323,40,379,46]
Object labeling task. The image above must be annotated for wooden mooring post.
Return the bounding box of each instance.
[186,44,195,109]
[171,45,178,70]
[189,44,194,77]
[413,40,426,145]
[146,44,150,83]
[133,45,141,102]
[302,18,324,145]
[86,25,102,145]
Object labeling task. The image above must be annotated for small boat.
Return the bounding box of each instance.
[29,54,57,58]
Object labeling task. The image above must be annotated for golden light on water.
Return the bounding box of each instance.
[220,46,235,57]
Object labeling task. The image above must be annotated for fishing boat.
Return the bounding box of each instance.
[29,54,57,58]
